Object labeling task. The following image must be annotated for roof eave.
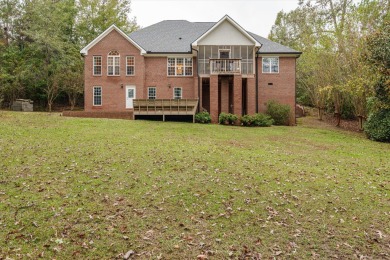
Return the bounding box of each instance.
[192,15,261,47]
[80,25,146,55]
[258,52,302,57]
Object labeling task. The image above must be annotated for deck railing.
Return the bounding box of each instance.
[210,59,241,75]
[133,99,199,122]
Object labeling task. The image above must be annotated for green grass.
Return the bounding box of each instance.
[0,111,389,259]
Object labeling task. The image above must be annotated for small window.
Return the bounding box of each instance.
[93,56,102,76]
[93,86,102,106]
[148,87,156,99]
[167,57,193,76]
[262,57,279,73]
[173,87,182,99]
[126,56,135,76]
[219,49,230,59]
[108,50,120,76]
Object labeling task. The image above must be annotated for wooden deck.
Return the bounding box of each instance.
[133,99,199,122]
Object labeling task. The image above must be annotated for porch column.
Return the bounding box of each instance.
[246,77,256,115]
[233,75,242,116]
[198,76,202,112]
[210,75,219,123]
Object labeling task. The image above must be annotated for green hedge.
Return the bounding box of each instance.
[195,111,211,124]
[364,109,390,142]
[219,113,238,125]
[241,113,274,127]
[266,100,291,125]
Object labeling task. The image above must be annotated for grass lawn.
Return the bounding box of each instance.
[0,111,389,259]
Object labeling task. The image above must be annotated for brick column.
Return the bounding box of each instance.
[210,75,219,123]
[220,77,229,113]
[246,77,256,115]
[233,75,242,116]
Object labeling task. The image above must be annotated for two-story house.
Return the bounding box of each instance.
[80,15,301,123]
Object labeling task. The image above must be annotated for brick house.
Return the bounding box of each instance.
[80,15,301,123]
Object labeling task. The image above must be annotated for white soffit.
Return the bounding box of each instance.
[193,15,261,47]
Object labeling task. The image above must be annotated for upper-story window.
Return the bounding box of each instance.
[167,57,192,76]
[93,56,102,76]
[262,57,279,73]
[108,50,120,76]
[219,49,230,59]
[126,56,135,76]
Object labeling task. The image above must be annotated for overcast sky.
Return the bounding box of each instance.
[131,0,300,38]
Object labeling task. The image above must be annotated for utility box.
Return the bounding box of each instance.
[12,99,34,112]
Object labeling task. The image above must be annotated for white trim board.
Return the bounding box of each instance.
[80,25,146,55]
[192,15,261,48]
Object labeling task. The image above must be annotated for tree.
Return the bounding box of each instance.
[363,21,390,142]
[0,0,138,110]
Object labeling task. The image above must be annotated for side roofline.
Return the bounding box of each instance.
[80,25,146,55]
[192,15,262,48]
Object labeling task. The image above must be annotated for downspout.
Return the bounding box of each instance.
[255,46,261,113]
[192,47,200,113]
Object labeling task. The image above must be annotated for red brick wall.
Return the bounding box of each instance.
[257,57,296,121]
[233,75,242,116]
[144,57,197,99]
[209,75,219,123]
[84,29,145,112]
[220,77,229,113]
[246,77,256,115]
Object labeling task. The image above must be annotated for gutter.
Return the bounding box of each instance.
[146,51,192,54]
[255,46,261,113]
[191,47,200,113]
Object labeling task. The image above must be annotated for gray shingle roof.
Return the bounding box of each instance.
[129,20,300,54]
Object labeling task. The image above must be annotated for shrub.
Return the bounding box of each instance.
[364,109,390,142]
[195,111,211,124]
[241,113,274,127]
[266,100,291,125]
[219,112,238,125]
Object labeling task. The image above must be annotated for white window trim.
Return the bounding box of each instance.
[148,87,156,99]
[126,56,135,76]
[107,53,120,76]
[219,49,231,59]
[167,57,193,77]
[262,57,279,74]
[173,87,182,99]
[93,56,102,76]
[93,86,102,106]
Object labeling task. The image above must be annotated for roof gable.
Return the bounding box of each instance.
[80,25,146,55]
[192,15,261,47]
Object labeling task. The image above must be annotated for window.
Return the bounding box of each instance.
[108,50,120,76]
[148,87,156,99]
[93,56,102,75]
[173,87,182,99]
[219,49,230,59]
[262,57,279,73]
[93,86,102,106]
[126,56,135,75]
[167,57,192,76]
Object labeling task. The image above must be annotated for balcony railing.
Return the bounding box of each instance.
[210,59,241,75]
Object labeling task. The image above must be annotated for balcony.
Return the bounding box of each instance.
[210,59,241,75]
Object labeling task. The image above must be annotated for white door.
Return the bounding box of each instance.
[126,86,136,108]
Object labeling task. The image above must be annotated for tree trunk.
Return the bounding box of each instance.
[358,116,364,131]
[335,112,341,127]
[318,107,324,121]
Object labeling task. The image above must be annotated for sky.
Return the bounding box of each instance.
[131,0,300,38]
